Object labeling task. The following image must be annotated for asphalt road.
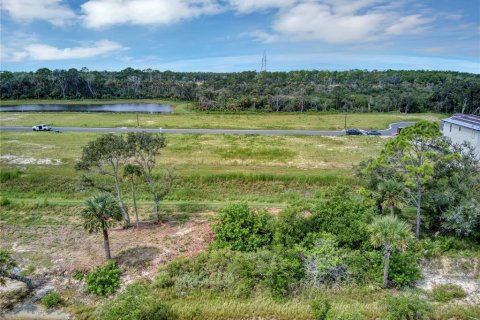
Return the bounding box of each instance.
[0,122,414,136]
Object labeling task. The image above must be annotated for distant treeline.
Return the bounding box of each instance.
[1,68,480,114]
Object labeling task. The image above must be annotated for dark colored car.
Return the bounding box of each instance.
[366,130,381,136]
[346,128,363,135]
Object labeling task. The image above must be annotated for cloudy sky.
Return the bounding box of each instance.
[1,0,479,72]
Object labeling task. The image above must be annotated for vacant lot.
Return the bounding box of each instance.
[0,107,444,130]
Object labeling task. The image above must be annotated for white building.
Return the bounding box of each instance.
[441,114,480,159]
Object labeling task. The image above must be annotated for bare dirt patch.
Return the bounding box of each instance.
[1,219,213,282]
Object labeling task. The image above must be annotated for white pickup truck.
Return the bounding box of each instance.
[32,124,52,131]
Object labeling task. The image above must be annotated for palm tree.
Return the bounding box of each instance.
[124,164,142,229]
[82,194,123,260]
[369,216,413,288]
[378,179,405,217]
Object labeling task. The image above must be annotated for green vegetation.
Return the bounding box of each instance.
[41,291,63,309]
[430,284,467,302]
[82,194,123,259]
[0,250,17,286]
[1,69,479,114]
[0,109,443,130]
[1,115,479,319]
[85,261,122,296]
[384,293,430,320]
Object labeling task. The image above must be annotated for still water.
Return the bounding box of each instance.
[0,104,172,113]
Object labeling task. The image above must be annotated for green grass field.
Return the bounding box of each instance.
[0,131,384,203]
[0,99,444,129]
[2,108,479,320]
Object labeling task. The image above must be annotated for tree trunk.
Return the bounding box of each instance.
[416,184,422,240]
[130,178,139,229]
[103,228,111,260]
[389,203,395,217]
[113,171,130,227]
[383,247,391,288]
[153,192,160,224]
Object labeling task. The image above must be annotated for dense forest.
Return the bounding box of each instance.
[1,68,480,114]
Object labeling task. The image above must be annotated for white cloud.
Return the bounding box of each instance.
[272,2,387,44]
[385,14,432,35]
[240,1,436,45]
[243,30,279,43]
[2,40,125,61]
[81,0,221,29]
[229,0,296,13]
[1,0,76,26]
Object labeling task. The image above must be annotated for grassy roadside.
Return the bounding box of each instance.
[0,111,445,130]
[0,99,445,129]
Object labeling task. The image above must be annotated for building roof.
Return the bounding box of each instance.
[443,114,480,131]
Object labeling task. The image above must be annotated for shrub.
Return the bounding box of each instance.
[311,299,331,320]
[154,271,174,288]
[41,291,62,309]
[0,196,11,207]
[389,251,421,288]
[301,233,345,286]
[384,293,430,320]
[272,206,308,248]
[264,249,304,298]
[309,186,374,249]
[344,250,383,285]
[72,270,85,281]
[430,284,467,302]
[212,203,274,252]
[85,261,121,296]
[100,283,177,320]
[0,250,17,286]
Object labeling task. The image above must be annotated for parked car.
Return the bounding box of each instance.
[346,128,363,135]
[366,130,381,136]
[32,124,52,131]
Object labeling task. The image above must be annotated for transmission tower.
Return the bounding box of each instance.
[261,51,267,72]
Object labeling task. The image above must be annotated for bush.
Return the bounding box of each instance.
[0,196,11,207]
[311,299,331,320]
[264,249,304,298]
[85,261,121,296]
[389,251,421,288]
[212,203,274,252]
[384,293,430,320]
[309,186,374,249]
[41,291,62,309]
[100,283,177,320]
[272,206,308,248]
[301,233,345,286]
[344,250,383,285]
[72,270,85,281]
[430,284,467,302]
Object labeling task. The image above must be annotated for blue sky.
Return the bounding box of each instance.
[1,0,479,73]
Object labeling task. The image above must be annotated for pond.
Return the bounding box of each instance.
[0,103,172,113]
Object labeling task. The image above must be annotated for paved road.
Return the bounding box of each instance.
[0,122,414,136]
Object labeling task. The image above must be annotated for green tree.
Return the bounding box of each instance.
[126,132,167,224]
[82,194,123,260]
[76,134,132,227]
[123,164,142,229]
[378,121,444,239]
[378,179,406,216]
[369,216,413,288]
